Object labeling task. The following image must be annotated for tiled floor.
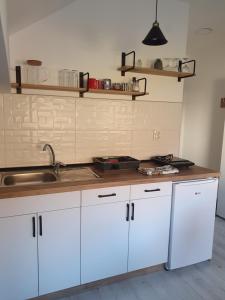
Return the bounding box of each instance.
[39,217,225,300]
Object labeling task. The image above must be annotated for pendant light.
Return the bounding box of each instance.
[142,0,168,46]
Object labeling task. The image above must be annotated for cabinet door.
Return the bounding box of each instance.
[0,214,38,300]
[128,196,171,272]
[81,202,129,284]
[38,208,80,295]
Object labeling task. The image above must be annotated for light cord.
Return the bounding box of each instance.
[155,0,158,22]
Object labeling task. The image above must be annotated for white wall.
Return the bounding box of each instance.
[7,0,76,35]
[181,3,225,170]
[0,0,10,92]
[9,0,189,102]
[0,0,8,49]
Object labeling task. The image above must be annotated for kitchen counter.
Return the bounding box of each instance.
[0,162,219,199]
[0,162,219,300]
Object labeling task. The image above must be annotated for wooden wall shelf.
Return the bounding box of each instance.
[88,88,148,97]
[118,66,193,79]
[11,83,148,99]
[11,83,86,93]
[119,51,196,82]
[12,66,148,100]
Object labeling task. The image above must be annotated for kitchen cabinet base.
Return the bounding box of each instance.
[32,264,164,300]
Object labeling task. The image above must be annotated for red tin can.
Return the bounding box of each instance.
[88,78,98,89]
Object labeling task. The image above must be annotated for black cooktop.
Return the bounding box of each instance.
[93,156,140,171]
[151,154,195,169]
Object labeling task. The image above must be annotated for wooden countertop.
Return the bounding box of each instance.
[0,162,220,199]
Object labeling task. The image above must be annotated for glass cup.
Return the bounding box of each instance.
[162,58,179,70]
[162,58,170,70]
[182,58,191,73]
[168,58,179,70]
[58,69,79,87]
[10,65,48,84]
[26,65,48,84]
[58,69,70,87]
[70,70,79,88]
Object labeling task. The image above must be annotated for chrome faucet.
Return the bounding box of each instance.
[42,144,66,175]
[43,144,55,166]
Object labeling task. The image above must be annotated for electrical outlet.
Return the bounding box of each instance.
[157,131,160,140]
[153,130,160,140]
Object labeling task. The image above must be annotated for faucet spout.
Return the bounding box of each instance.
[43,144,56,166]
[43,144,66,175]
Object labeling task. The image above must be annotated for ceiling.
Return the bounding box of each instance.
[7,0,77,34]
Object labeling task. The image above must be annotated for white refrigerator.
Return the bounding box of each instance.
[166,179,218,270]
[217,120,225,219]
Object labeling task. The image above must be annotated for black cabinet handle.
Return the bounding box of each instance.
[32,217,36,238]
[144,188,160,193]
[131,203,135,221]
[126,204,130,221]
[39,216,43,236]
[98,193,116,198]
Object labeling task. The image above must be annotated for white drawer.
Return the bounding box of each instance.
[0,191,81,218]
[130,182,172,200]
[82,186,130,206]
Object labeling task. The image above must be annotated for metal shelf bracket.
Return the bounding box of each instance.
[16,66,22,94]
[79,72,90,97]
[178,59,196,82]
[132,77,147,101]
[121,51,136,76]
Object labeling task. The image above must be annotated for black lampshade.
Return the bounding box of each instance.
[142,0,168,46]
[142,21,168,46]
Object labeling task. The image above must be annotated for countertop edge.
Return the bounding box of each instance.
[0,167,219,199]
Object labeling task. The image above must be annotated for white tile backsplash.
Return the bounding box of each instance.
[132,102,153,130]
[3,94,32,129]
[0,94,182,167]
[150,102,182,130]
[76,131,132,163]
[150,130,181,157]
[76,99,133,131]
[131,130,154,159]
[76,99,114,130]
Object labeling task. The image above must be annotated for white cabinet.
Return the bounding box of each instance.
[0,214,38,300]
[128,196,171,271]
[81,186,130,283]
[81,183,172,282]
[0,184,172,297]
[0,191,81,218]
[38,208,80,295]
[0,192,81,299]
[130,182,172,200]
[128,182,172,272]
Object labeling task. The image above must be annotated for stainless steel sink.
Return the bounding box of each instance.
[59,167,101,182]
[3,171,57,186]
[1,167,101,187]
